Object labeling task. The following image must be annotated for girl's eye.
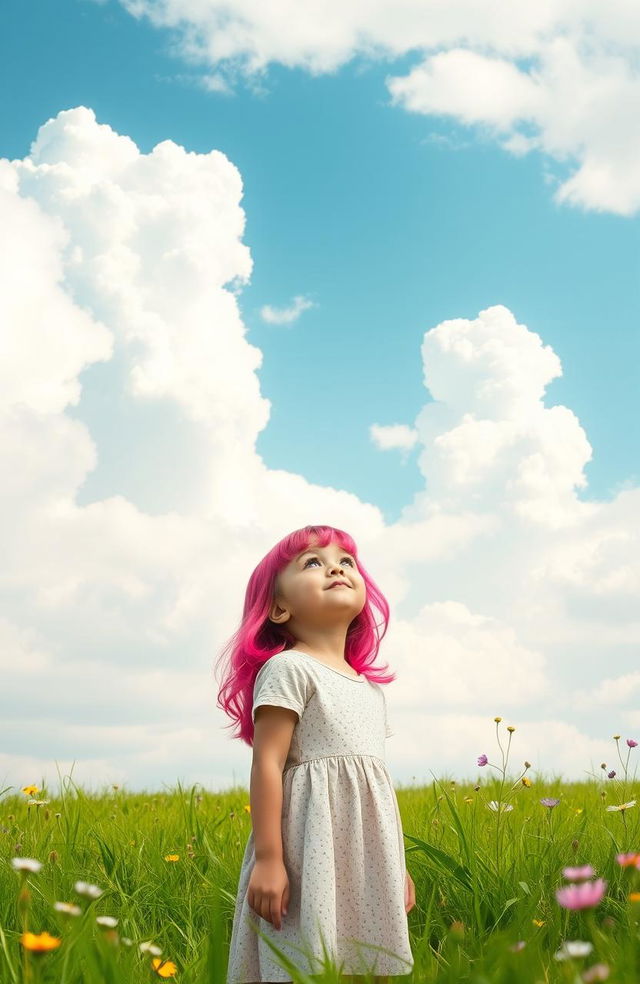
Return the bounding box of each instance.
[303,556,354,568]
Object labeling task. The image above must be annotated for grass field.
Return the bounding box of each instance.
[1,721,638,982]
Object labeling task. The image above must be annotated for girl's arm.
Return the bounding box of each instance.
[247,705,298,929]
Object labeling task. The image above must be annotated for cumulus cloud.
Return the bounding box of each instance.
[1,106,638,793]
[118,0,640,215]
[260,294,316,324]
[369,423,418,454]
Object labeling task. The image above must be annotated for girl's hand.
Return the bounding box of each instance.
[247,859,290,931]
[404,870,416,914]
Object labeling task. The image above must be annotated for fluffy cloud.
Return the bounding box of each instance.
[119,0,640,215]
[1,107,637,795]
[370,424,418,453]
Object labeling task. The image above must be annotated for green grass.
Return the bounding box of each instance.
[1,763,639,983]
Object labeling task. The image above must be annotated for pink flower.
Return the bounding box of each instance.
[556,878,607,910]
[607,770,616,778]
[615,852,640,868]
[477,754,488,766]
[562,865,595,881]
[627,739,638,748]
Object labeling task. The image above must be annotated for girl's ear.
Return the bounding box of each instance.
[269,602,290,624]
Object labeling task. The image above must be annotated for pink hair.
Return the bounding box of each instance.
[215,524,396,746]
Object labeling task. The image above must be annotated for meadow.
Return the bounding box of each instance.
[1,719,638,983]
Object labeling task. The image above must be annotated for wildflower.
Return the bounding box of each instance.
[96,916,118,928]
[554,940,593,961]
[507,726,515,733]
[532,919,545,927]
[613,735,620,741]
[541,798,560,809]
[521,776,532,787]
[54,902,82,916]
[575,807,583,814]
[26,800,50,807]
[556,879,607,910]
[494,717,502,723]
[606,800,636,812]
[607,771,616,779]
[615,852,640,867]
[524,760,531,768]
[11,858,42,874]
[74,881,103,899]
[121,937,134,946]
[629,893,640,903]
[627,739,637,748]
[477,754,488,766]
[582,964,610,982]
[509,940,526,952]
[140,941,163,956]
[487,801,513,812]
[563,865,595,881]
[20,932,61,952]
[463,796,473,804]
[243,804,251,813]
[151,957,178,977]
[21,786,39,796]
[164,854,180,862]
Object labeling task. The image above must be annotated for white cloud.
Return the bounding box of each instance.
[1,106,638,796]
[118,0,640,215]
[260,294,316,324]
[369,423,418,453]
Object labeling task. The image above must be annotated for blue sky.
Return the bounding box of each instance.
[1,0,639,792]
[3,0,637,522]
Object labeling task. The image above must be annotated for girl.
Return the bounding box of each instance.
[217,524,416,983]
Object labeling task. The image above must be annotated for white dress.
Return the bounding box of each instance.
[226,648,414,982]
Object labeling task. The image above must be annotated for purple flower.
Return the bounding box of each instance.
[556,878,607,910]
[541,797,560,809]
[627,739,638,748]
[477,754,488,766]
[607,770,616,779]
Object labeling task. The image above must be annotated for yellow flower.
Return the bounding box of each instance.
[532,919,545,927]
[507,726,516,733]
[629,892,640,903]
[521,776,532,787]
[574,808,583,815]
[243,804,251,813]
[613,735,621,740]
[494,717,502,723]
[152,957,178,977]
[21,932,61,952]
[164,854,180,862]
[22,785,39,796]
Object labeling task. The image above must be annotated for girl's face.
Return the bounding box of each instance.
[270,539,366,629]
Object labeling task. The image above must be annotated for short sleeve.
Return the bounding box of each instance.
[252,654,311,724]
[382,687,394,738]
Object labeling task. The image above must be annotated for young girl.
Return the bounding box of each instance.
[217,524,416,983]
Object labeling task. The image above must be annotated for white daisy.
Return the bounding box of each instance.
[554,940,594,960]
[11,858,42,873]
[606,800,636,812]
[74,881,104,899]
[54,901,82,916]
[139,941,163,956]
